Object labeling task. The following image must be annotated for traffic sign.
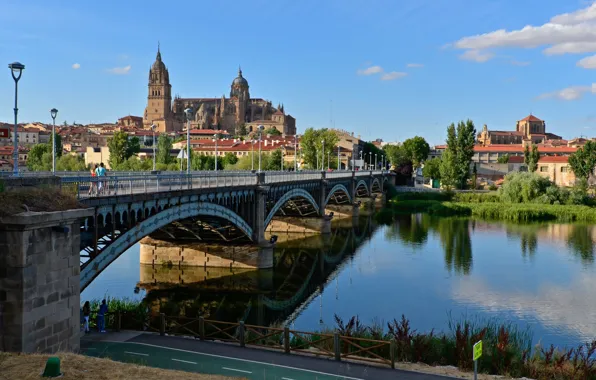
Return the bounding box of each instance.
[0,128,9,138]
[473,340,483,361]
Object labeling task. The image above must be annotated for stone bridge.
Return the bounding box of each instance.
[62,170,391,291]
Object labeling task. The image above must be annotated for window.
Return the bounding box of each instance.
[540,166,548,172]
[561,166,568,173]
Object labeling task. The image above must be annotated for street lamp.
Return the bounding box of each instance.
[258,125,264,172]
[359,151,363,170]
[369,153,372,170]
[294,133,298,172]
[151,124,157,171]
[375,153,377,170]
[213,133,218,171]
[251,138,255,171]
[9,62,24,176]
[321,139,325,171]
[327,151,330,170]
[337,146,340,171]
[50,108,58,173]
[184,108,193,174]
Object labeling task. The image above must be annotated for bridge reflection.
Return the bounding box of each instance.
[136,216,377,327]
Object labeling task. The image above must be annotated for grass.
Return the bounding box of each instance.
[0,352,241,380]
[0,187,84,217]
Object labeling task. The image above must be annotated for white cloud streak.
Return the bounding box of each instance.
[72,63,80,69]
[381,71,407,80]
[406,63,424,68]
[537,83,596,100]
[357,65,383,75]
[452,3,596,67]
[107,65,131,75]
[357,64,407,81]
[459,49,494,62]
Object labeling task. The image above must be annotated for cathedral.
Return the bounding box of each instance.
[143,46,296,135]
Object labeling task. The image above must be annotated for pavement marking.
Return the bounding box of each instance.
[222,367,252,374]
[172,358,197,365]
[101,341,365,380]
[124,351,149,357]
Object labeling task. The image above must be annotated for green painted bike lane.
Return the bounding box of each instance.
[83,341,362,380]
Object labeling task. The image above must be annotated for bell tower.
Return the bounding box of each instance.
[143,43,173,130]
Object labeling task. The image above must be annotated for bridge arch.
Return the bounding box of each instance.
[81,201,253,291]
[355,180,370,197]
[324,184,352,206]
[371,178,382,193]
[264,188,320,228]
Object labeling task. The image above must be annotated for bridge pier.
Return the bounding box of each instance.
[266,215,332,235]
[140,238,274,269]
[0,208,92,353]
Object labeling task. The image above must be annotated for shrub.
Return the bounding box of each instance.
[499,172,552,203]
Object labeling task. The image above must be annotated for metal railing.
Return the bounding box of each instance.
[92,312,397,369]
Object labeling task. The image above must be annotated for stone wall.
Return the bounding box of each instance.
[1,176,61,191]
[0,208,92,353]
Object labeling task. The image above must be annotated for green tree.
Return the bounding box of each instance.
[568,140,596,181]
[236,123,248,137]
[49,132,63,158]
[156,134,173,165]
[300,128,339,169]
[223,152,238,167]
[524,144,540,172]
[26,144,50,171]
[455,120,476,189]
[266,149,283,171]
[402,136,430,168]
[383,144,409,168]
[107,131,140,168]
[497,154,510,164]
[422,157,441,179]
[264,127,282,136]
[439,149,457,189]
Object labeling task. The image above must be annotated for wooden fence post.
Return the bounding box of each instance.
[334,333,341,361]
[199,317,205,340]
[284,327,290,354]
[116,311,121,332]
[390,339,396,369]
[159,313,165,336]
[239,321,246,347]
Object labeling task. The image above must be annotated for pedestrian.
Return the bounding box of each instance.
[82,301,91,334]
[95,162,106,194]
[88,165,97,196]
[98,299,108,333]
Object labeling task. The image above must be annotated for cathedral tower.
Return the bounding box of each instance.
[230,67,250,126]
[143,44,174,131]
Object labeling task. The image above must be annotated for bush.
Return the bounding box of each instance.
[452,192,500,203]
[488,183,498,191]
[499,172,552,203]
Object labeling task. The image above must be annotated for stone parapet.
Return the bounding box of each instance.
[0,208,93,353]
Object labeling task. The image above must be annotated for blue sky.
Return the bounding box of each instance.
[2,0,596,145]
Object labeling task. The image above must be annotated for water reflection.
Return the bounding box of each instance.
[137,217,379,327]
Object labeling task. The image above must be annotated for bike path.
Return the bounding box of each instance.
[81,333,453,380]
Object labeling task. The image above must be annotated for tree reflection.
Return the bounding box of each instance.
[567,224,595,265]
[436,218,473,274]
[385,214,429,247]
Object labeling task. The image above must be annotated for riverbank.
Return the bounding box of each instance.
[0,352,238,380]
[387,192,596,222]
[82,298,596,379]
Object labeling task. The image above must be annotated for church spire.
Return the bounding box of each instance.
[156,41,162,61]
[238,65,242,77]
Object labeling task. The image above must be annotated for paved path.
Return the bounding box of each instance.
[81,332,453,380]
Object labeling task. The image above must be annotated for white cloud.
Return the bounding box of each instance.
[357,65,383,75]
[537,83,596,100]
[406,63,424,68]
[459,49,495,62]
[452,3,596,67]
[72,63,80,69]
[107,65,131,75]
[577,54,596,68]
[380,71,407,81]
[510,60,530,66]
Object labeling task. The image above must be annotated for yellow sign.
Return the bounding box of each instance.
[473,340,483,361]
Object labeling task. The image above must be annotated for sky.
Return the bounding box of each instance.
[3,0,596,145]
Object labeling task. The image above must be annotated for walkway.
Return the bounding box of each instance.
[81,332,452,380]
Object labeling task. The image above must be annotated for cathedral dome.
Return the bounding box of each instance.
[152,45,166,72]
[232,68,248,87]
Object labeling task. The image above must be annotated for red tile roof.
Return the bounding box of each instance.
[520,114,542,122]
[473,144,577,153]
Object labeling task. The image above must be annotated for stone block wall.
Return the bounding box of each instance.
[0,208,93,353]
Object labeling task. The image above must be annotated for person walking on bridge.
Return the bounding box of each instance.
[82,301,91,334]
[95,162,106,195]
[98,299,108,333]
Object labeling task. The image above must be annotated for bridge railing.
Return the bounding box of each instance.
[263,170,323,184]
[62,172,258,199]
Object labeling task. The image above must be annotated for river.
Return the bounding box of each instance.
[82,214,596,349]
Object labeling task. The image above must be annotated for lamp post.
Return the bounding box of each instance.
[151,124,157,171]
[321,139,325,171]
[281,149,284,171]
[359,151,363,170]
[258,125,264,172]
[294,133,298,172]
[369,153,372,170]
[327,152,330,170]
[375,153,377,170]
[251,139,254,171]
[214,133,218,171]
[50,108,58,173]
[337,146,340,171]
[9,62,24,176]
[184,108,193,174]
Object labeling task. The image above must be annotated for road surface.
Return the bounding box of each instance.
[81,332,454,380]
